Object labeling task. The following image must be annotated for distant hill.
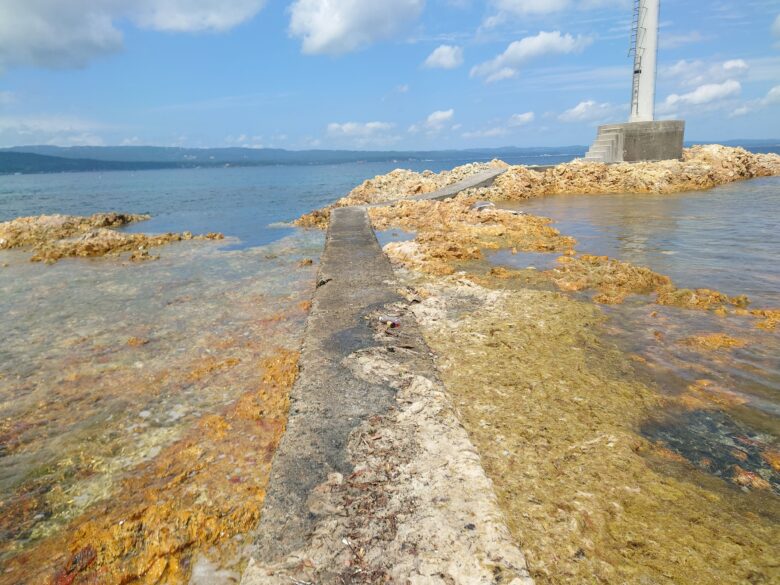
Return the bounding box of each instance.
[0,152,180,174]
[1,144,587,168]
[4,141,776,175]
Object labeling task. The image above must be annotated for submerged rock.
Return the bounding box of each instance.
[0,213,224,263]
[549,254,672,304]
[0,212,149,249]
[680,333,748,351]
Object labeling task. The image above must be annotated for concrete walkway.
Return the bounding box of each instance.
[244,205,428,560]
[240,206,534,584]
[412,167,506,201]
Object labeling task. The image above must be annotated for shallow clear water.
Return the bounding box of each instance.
[495,178,780,492]
[1,159,778,575]
[498,177,780,306]
[0,156,580,575]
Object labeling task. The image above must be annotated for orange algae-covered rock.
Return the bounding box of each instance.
[680,334,748,351]
[762,449,780,472]
[294,161,507,227]
[750,308,780,330]
[0,212,150,250]
[30,229,224,264]
[675,379,749,411]
[0,213,224,263]
[548,254,672,304]
[371,198,574,275]
[731,466,772,490]
[656,288,750,310]
[295,208,330,229]
[1,350,299,585]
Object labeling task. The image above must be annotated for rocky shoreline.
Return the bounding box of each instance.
[297,145,780,228]
[288,146,780,583]
[2,146,778,584]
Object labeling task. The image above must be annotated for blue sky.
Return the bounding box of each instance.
[0,0,779,150]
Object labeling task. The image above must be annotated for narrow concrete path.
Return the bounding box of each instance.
[241,206,534,584]
[366,166,507,208]
[245,206,429,560]
[412,167,506,201]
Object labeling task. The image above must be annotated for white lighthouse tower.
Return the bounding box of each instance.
[628,0,659,122]
[584,0,684,163]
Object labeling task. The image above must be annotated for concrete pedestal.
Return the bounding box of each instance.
[585,120,685,163]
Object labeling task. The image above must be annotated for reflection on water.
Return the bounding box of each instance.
[0,232,323,576]
[499,178,780,493]
[486,248,558,271]
[500,177,780,305]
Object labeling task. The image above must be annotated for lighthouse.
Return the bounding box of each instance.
[584,0,684,163]
[628,0,659,122]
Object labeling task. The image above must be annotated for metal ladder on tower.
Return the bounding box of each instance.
[628,0,645,121]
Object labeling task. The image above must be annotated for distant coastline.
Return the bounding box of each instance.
[2,141,779,175]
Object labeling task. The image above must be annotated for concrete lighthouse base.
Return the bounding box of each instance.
[584,120,685,163]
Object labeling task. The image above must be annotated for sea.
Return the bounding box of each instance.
[0,148,778,579]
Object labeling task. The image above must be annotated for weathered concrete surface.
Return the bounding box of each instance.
[586,121,685,163]
[622,120,685,162]
[241,207,534,584]
[246,206,406,559]
[414,167,506,201]
[365,167,507,208]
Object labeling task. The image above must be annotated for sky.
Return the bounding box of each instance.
[0,0,779,150]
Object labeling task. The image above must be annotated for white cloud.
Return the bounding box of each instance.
[462,126,508,139]
[483,0,626,28]
[289,0,424,55]
[558,100,617,122]
[462,111,535,139]
[133,0,267,32]
[662,59,749,88]
[0,0,268,70]
[509,112,535,126]
[0,114,105,146]
[425,109,454,129]
[660,31,706,49]
[423,45,464,69]
[225,133,267,147]
[765,85,780,105]
[326,120,399,147]
[327,121,395,137]
[664,80,741,108]
[773,14,780,37]
[723,59,749,74]
[471,31,592,82]
[409,109,456,134]
[491,0,569,16]
[729,84,780,117]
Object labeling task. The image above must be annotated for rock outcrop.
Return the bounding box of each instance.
[0,213,224,263]
[296,146,780,229]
